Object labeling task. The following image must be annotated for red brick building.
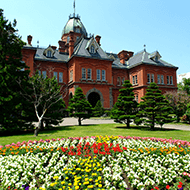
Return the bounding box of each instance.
[22,13,178,109]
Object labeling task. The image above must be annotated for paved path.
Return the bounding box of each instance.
[60,117,190,131]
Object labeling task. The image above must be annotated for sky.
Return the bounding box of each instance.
[1,0,190,75]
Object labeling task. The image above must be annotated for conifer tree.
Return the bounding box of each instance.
[93,100,105,117]
[67,87,92,125]
[139,82,173,129]
[110,80,137,128]
[0,9,30,132]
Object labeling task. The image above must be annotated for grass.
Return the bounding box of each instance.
[1,122,190,146]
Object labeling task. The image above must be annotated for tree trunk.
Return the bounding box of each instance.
[78,118,81,126]
[126,119,130,128]
[34,119,42,136]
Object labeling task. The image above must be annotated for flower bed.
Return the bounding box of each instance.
[0,135,190,190]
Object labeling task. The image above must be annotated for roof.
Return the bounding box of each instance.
[110,50,178,69]
[61,14,87,37]
[34,48,69,62]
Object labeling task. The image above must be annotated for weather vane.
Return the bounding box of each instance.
[73,0,76,16]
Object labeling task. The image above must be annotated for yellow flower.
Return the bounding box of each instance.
[61,181,65,184]
[98,184,102,187]
[53,176,59,180]
[87,185,93,188]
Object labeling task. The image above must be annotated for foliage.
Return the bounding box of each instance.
[67,87,92,125]
[181,103,190,124]
[110,80,137,127]
[178,78,190,95]
[19,72,66,136]
[92,100,105,117]
[0,9,31,132]
[139,82,173,129]
[164,91,190,122]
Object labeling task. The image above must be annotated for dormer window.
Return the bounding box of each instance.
[47,50,52,57]
[67,36,70,43]
[75,28,80,33]
[90,45,95,54]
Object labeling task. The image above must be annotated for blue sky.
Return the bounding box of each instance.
[1,0,190,75]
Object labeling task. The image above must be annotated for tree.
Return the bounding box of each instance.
[181,103,190,124]
[0,9,30,132]
[164,91,190,122]
[139,82,173,130]
[110,80,137,128]
[18,72,66,136]
[178,78,190,95]
[93,100,105,117]
[67,87,92,125]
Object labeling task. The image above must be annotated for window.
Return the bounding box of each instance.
[87,68,91,80]
[167,76,170,85]
[82,68,86,79]
[117,77,121,86]
[170,76,173,85]
[70,70,73,81]
[67,36,70,43]
[161,75,164,84]
[102,70,106,81]
[54,72,58,81]
[151,74,154,82]
[136,94,138,103]
[76,36,79,41]
[76,28,80,33]
[133,75,138,85]
[42,71,46,78]
[59,72,63,83]
[90,45,95,54]
[97,69,100,80]
[122,77,125,85]
[147,74,150,83]
[47,50,52,57]
[157,75,160,84]
[38,70,41,75]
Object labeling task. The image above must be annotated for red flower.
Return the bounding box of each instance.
[166,185,170,189]
[94,149,98,154]
[179,182,183,185]
[155,187,159,190]
[178,184,182,189]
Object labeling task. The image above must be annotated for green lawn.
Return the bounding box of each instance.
[1,123,190,146]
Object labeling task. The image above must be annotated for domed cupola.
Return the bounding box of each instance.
[61,14,88,39]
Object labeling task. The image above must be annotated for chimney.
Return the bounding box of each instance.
[69,31,74,58]
[27,35,32,46]
[95,35,101,46]
[58,40,66,53]
[51,46,57,50]
[118,50,134,64]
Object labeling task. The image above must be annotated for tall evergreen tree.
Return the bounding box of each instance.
[139,82,173,129]
[110,80,137,128]
[67,87,92,125]
[93,100,105,117]
[0,9,30,132]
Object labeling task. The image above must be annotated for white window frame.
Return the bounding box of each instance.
[167,76,170,85]
[161,75,164,84]
[157,74,160,84]
[82,68,86,79]
[42,71,46,79]
[97,69,100,80]
[151,74,154,82]
[147,73,150,83]
[47,50,52,57]
[70,70,73,81]
[87,68,91,80]
[122,77,125,85]
[135,75,138,84]
[132,76,135,85]
[54,72,58,81]
[90,45,95,54]
[59,72,63,83]
[102,70,106,81]
[170,76,173,85]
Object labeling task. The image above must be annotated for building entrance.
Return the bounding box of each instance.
[88,92,100,107]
